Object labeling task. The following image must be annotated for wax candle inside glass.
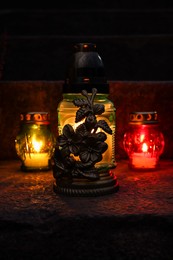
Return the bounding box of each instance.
[24,136,50,168]
[123,111,165,170]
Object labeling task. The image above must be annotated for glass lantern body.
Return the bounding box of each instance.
[15,112,55,171]
[123,112,165,170]
[57,93,116,170]
[58,42,117,171]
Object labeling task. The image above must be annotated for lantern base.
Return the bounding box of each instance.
[53,170,119,197]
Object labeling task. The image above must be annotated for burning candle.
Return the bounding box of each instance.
[15,112,55,171]
[24,137,49,168]
[132,143,157,169]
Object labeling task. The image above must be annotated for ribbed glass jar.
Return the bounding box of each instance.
[123,111,165,170]
[57,93,116,170]
[15,112,55,171]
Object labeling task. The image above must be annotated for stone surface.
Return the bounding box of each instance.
[0,160,173,259]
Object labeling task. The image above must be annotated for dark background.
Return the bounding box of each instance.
[1,6,173,260]
[1,2,173,81]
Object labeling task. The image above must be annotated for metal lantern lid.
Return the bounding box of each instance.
[63,42,109,93]
[129,111,159,125]
[20,112,50,125]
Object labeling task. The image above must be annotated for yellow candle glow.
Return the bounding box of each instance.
[15,112,55,171]
[24,153,49,168]
[32,139,43,152]
[24,137,49,168]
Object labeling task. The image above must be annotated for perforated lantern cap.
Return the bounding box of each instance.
[129,111,159,125]
[63,42,109,93]
[20,112,50,125]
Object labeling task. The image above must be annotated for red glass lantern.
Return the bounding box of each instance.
[123,111,165,170]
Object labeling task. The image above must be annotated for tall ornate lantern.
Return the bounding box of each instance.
[53,43,118,196]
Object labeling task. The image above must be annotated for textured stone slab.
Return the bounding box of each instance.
[0,160,173,221]
[0,160,173,259]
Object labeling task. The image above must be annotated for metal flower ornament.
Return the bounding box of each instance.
[53,88,119,196]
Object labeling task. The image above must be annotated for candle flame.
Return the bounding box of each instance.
[33,141,42,152]
[140,134,145,142]
[83,78,90,82]
[32,136,43,152]
[142,143,148,152]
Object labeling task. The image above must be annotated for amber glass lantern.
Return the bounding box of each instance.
[123,111,165,170]
[15,112,55,171]
[57,43,116,171]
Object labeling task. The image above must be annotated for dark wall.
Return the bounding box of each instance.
[0,81,173,160]
[0,4,173,81]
